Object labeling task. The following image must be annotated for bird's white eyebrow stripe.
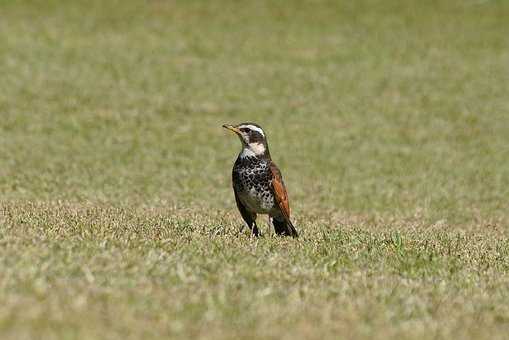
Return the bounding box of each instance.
[239,124,265,136]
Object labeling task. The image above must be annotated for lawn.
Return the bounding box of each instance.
[1,0,508,339]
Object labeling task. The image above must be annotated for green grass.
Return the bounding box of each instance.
[1,0,509,339]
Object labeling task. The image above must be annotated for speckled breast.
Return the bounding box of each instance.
[232,156,275,214]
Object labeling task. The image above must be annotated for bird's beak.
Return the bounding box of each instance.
[222,124,241,135]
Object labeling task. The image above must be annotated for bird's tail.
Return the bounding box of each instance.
[272,218,299,238]
[286,220,299,238]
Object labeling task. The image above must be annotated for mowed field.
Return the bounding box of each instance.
[1,0,509,339]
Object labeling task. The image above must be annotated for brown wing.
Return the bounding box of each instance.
[269,162,291,220]
[269,162,299,238]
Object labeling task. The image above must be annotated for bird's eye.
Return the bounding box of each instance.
[240,128,250,133]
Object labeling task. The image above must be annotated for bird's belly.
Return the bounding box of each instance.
[234,159,274,214]
[239,185,274,214]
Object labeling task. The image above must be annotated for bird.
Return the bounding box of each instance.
[222,122,298,238]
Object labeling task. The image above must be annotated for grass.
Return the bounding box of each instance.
[1,0,509,339]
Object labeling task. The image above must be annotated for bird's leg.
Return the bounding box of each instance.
[267,216,273,237]
[245,213,259,237]
[250,221,260,237]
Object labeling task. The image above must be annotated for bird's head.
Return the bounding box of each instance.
[222,122,270,158]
